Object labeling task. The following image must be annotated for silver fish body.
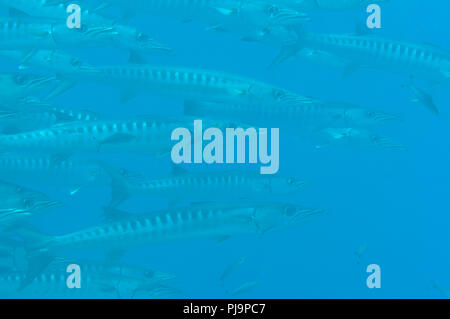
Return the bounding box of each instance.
[0,117,195,156]
[184,98,399,130]
[106,166,306,206]
[0,73,60,105]
[0,154,109,191]
[34,202,322,254]
[78,65,287,105]
[302,33,450,82]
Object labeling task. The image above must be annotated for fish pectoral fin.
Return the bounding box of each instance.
[169,165,188,176]
[269,43,302,69]
[120,90,140,104]
[7,7,30,19]
[44,78,76,101]
[101,206,131,222]
[128,50,148,65]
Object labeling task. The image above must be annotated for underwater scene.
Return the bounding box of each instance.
[0,0,449,299]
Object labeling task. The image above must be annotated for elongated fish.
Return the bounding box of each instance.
[27,202,323,257]
[0,116,199,156]
[287,32,450,83]
[278,0,389,11]
[85,0,309,31]
[314,127,404,151]
[0,154,110,195]
[0,180,61,229]
[0,269,179,299]
[0,50,99,75]
[0,0,171,55]
[0,73,61,105]
[73,63,289,104]
[0,19,170,55]
[184,98,399,130]
[0,100,100,133]
[103,165,306,207]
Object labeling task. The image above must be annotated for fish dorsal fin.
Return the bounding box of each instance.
[170,165,188,176]
[101,206,132,222]
[8,7,30,19]
[128,50,147,65]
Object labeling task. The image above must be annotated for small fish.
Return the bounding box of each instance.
[404,79,439,115]
[219,257,246,282]
[354,243,367,263]
[316,127,404,151]
[228,280,261,296]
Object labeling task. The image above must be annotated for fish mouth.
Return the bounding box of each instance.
[370,112,401,124]
[370,136,405,151]
[28,75,59,89]
[0,208,31,219]
[141,41,173,55]
[0,108,21,119]
[270,9,311,25]
[292,207,326,222]
[32,200,63,212]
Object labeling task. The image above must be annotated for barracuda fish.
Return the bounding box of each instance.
[18,202,322,291]
[314,127,404,151]
[103,165,306,207]
[277,0,389,11]
[0,19,170,56]
[184,98,399,130]
[0,49,98,75]
[86,0,309,33]
[26,202,323,258]
[0,0,171,56]
[219,257,246,282]
[0,180,61,229]
[0,269,180,298]
[0,116,201,156]
[273,31,450,83]
[72,63,289,104]
[0,154,110,195]
[0,99,100,134]
[0,73,61,105]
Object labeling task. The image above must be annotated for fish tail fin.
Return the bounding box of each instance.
[10,228,55,290]
[269,42,303,69]
[269,24,306,68]
[97,162,136,207]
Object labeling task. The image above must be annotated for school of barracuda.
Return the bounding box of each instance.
[0,0,446,298]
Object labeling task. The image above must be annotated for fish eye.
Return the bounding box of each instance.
[14,74,27,85]
[366,111,376,118]
[283,206,297,216]
[136,33,148,42]
[273,90,285,100]
[70,58,82,67]
[267,5,279,16]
